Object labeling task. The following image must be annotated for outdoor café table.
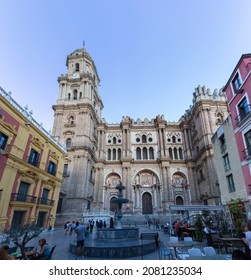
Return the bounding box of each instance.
[187,254,231,260]
[218,237,242,254]
[166,241,195,259]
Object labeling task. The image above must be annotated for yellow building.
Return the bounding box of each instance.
[0,86,66,230]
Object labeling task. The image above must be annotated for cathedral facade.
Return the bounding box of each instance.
[52,48,229,223]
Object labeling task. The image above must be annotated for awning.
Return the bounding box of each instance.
[169,205,224,212]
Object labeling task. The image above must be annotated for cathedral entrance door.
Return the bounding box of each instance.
[142,192,153,214]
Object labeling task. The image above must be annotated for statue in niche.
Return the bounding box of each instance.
[135,175,139,185]
[153,175,157,185]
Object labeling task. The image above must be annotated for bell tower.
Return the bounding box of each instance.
[52,48,103,220]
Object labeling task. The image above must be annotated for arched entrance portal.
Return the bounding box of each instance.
[142,192,153,214]
[175,196,184,214]
[176,196,184,205]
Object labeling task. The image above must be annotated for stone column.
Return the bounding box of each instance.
[159,128,164,157]
[94,166,104,207]
[161,166,168,210]
[182,128,189,159]
[122,129,126,157]
[153,186,157,207]
[137,187,141,208]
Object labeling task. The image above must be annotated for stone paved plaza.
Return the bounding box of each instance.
[23,225,207,260]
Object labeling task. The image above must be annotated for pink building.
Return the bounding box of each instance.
[223,53,251,202]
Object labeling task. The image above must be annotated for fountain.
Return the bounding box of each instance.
[69,182,158,258]
[95,182,139,242]
[112,182,129,229]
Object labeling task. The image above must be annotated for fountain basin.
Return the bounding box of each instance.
[69,238,157,258]
[96,227,139,241]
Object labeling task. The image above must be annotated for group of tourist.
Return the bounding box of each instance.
[171,218,251,259]
[204,220,251,259]
[173,219,194,239]
[0,239,51,260]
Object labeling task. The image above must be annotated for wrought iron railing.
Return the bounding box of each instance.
[10,193,37,203]
[63,171,70,177]
[37,197,54,206]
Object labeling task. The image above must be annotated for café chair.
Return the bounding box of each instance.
[188,248,203,257]
[159,241,173,260]
[203,246,217,256]
[169,236,179,243]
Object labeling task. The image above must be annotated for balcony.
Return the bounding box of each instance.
[37,197,55,206]
[66,142,92,150]
[235,105,251,126]
[243,147,251,160]
[10,193,37,203]
[63,171,70,177]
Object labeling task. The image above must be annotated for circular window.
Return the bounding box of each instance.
[148,137,153,142]
[167,138,171,142]
[108,140,111,143]
[118,139,121,143]
[177,138,181,142]
[136,137,140,142]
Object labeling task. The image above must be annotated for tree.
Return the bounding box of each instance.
[194,214,204,241]
[227,198,246,236]
[1,223,43,260]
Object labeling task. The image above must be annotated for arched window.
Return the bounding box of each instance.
[172,136,176,143]
[79,92,82,99]
[75,63,79,72]
[112,149,116,160]
[113,137,116,144]
[142,135,147,143]
[149,147,154,159]
[107,149,111,160]
[66,138,72,149]
[179,148,183,159]
[136,147,141,160]
[68,93,71,100]
[169,147,173,159]
[143,147,148,159]
[174,147,178,159]
[117,148,121,160]
[73,89,78,100]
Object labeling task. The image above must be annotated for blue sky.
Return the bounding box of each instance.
[1,0,251,131]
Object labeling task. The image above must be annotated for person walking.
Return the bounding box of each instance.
[74,221,85,259]
[245,221,251,258]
